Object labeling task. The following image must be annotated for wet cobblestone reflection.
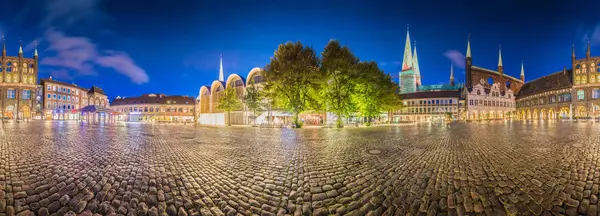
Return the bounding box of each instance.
[1,121,599,215]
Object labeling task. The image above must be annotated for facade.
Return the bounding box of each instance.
[462,38,524,120]
[396,91,461,123]
[515,44,600,120]
[40,77,89,120]
[111,94,196,123]
[198,65,267,126]
[0,40,38,120]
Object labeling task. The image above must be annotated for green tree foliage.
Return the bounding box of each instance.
[352,61,402,126]
[264,42,321,128]
[217,87,242,126]
[321,40,359,128]
[243,83,265,126]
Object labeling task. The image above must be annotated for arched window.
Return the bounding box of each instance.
[477,90,481,95]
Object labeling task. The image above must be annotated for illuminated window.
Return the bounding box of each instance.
[7,89,15,99]
[593,89,600,99]
[21,90,30,99]
[577,90,585,100]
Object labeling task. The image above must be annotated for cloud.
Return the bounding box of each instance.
[379,62,387,66]
[96,51,149,84]
[392,61,402,65]
[41,0,107,28]
[40,29,149,84]
[587,23,600,46]
[443,50,466,69]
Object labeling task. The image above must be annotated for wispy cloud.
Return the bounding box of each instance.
[41,0,108,28]
[584,23,600,46]
[379,62,387,66]
[40,29,149,84]
[443,50,466,69]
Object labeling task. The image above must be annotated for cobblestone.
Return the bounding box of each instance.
[1,121,600,215]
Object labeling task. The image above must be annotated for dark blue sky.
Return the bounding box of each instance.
[2,0,600,99]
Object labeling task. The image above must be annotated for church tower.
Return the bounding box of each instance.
[219,54,224,82]
[465,35,473,88]
[399,25,417,94]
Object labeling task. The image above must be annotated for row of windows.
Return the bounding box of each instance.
[46,85,81,95]
[405,99,455,106]
[518,93,572,107]
[0,62,35,73]
[574,75,600,85]
[0,75,35,84]
[400,107,457,114]
[469,100,514,107]
[46,102,79,110]
[47,94,79,103]
[474,89,512,98]
[115,107,192,113]
[575,63,600,74]
[6,89,31,99]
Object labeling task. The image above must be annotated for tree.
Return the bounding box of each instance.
[217,87,242,126]
[321,40,359,128]
[352,61,401,126]
[264,42,321,128]
[243,83,264,126]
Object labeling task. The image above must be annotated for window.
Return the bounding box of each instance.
[22,90,30,99]
[559,93,571,102]
[47,104,51,109]
[68,89,71,93]
[47,85,51,90]
[67,96,70,101]
[7,89,15,99]
[477,90,481,95]
[550,95,556,103]
[47,94,51,99]
[63,95,66,100]
[67,105,70,110]
[593,89,600,99]
[577,90,585,100]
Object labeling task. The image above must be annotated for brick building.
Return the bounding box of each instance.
[40,77,90,120]
[111,94,196,123]
[0,39,38,120]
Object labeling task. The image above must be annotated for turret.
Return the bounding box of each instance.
[413,41,421,86]
[572,45,576,66]
[587,40,591,59]
[18,39,23,58]
[401,25,413,71]
[2,36,6,57]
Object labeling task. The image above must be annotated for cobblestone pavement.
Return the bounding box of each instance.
[1,121,600,215]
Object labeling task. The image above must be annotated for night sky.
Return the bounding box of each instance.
[1,0,600,100]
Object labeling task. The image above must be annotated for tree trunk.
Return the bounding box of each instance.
[294,112,301,128]
[228,110,231,126]
[336,112,343,128]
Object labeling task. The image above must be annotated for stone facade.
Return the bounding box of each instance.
[0,42,38,121]
[396,91,461,123]
[515,44,600,120]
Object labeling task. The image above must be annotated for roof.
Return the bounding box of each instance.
[472,66,522,83]
[78,105,115,113]
[111,94,196,106]
[401,90,461,100]
[88,86,106,95]
[516,70,573,99]
[40,78,88,91]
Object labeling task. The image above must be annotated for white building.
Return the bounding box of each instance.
[463,82,516,120]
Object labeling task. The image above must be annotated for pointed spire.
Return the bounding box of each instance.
[466,33,471,58]
[33,40,38,57]
[497,44,503,67]
[401,24,413,71]
[218,53,224,82]
[2,35,5,56]
[450,63,454,79]
[18,38,22,55]
[587,40,591,58]
[412,40,421,85]
[520,61,525,82]
[572,44,576,58]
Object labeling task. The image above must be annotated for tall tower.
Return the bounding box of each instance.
[219,54,224,82]
[497,45,503,74]
[450,63,455,86]
[413,41,421,87]
[399,25,417,94]
[465,35,473,88]
[587,40,591,59]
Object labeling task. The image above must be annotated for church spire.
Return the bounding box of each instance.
[520,61,525,82]
[413,40,421,86]
[497,44,503,67]
[219,54,224,82]
[450,63,455,86]
[18,39,23,57]
[466,34,471,58]
[401,25,413,71]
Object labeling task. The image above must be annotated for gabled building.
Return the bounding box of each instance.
[0,38,39,121]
